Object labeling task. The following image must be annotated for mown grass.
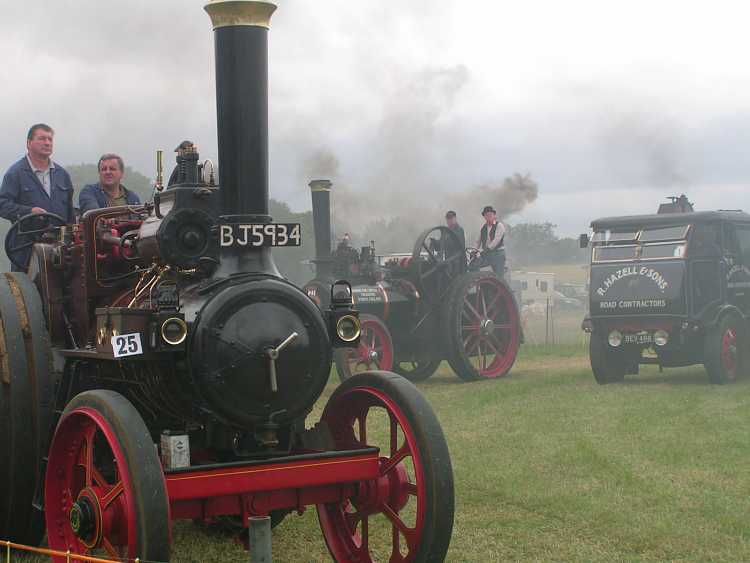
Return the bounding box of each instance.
[22,345,750,561]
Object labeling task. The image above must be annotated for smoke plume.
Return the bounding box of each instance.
[300,65,540,253]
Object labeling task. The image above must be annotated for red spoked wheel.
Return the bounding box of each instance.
[334,314,394,382]
[443,272,521,381]
[722,328,738,379]
[705,315,746,384]
[317,371,454,562]
[45,390,170,562]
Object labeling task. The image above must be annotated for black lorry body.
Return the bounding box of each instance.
[584,210,750,379]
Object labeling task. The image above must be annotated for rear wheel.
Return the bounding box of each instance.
[0,272,53,545]
[705,315,747,384]
[317,371,454,562]
[334,315,394,382]
[45,390,170,562]
[393,356,441,382]
[589,335,627,384]
[443,272,521,381]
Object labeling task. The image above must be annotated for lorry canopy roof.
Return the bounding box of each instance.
[590,210,750,231]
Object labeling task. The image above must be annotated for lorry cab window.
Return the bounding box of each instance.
[639,225,690,242]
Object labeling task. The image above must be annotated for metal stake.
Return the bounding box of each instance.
[249,516,273,563]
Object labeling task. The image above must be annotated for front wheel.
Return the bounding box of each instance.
[45,390,170,562]
[589,335,627,384]
[334,314,394,382]
[705,315,747,384]
[317,371,454,562]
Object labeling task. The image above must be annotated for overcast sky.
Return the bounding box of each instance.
[1,0,748,235]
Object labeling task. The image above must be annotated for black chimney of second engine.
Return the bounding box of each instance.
[309,179,333,279]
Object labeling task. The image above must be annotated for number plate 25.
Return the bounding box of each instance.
[220,223,302,247]
[112,333,144,358]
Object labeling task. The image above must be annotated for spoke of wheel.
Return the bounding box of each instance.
[423,241,439,263]
[82,425,96,487]
[101,537,119,559]
[486,289,503,317]
[381,444,410,476]
[389,413,399,456]
[361,515,369,553]
[91,466,108,489]
[406,482,418,496]
[483,336,502,358]
[487,332,508,355]
[13,241,35,251]
[463,299,482,322]
[101,481,125,510]
[391,524,402,562]
[382,503,413,546]
[358,413,368,445]
[480,285,488,317]
[345,510,363,535]
[370,331,377,350]
[462,333,475,353]
[481,340,487,370]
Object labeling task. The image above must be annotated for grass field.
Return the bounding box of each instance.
[20,344,750,562]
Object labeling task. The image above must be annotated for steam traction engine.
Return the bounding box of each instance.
[303,182,522,383]
[0,2,454,561]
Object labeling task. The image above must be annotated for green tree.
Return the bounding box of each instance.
[507,222,587,266]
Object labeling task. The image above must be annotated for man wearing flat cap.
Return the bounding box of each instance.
[471,205,506,276]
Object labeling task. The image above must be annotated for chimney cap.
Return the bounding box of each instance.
[309,179,332,192]
[204,0,277,30]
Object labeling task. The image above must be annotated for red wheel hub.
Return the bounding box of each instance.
[342,318,394,375]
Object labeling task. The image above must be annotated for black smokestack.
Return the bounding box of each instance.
[204,0,276,216]
[309,179,333,279]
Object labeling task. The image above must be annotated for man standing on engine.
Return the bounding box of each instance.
[441,210,466,258]
[79,153,141,213]
[471,205,507,276]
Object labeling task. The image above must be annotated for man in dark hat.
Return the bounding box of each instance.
[471,205,506,276]
[444,210,465,255]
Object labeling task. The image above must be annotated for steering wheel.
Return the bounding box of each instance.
[5,212,66,270]
[411,225,467,303]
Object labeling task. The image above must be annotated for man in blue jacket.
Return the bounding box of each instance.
[78,153,141,213]
[0,124,75,224]
[0,124,75,270]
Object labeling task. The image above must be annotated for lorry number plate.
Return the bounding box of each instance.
[219,223,302,247]
[112,333,143,357]
[624,332,652,345]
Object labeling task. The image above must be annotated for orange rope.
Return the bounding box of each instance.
[2,540,148,563]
